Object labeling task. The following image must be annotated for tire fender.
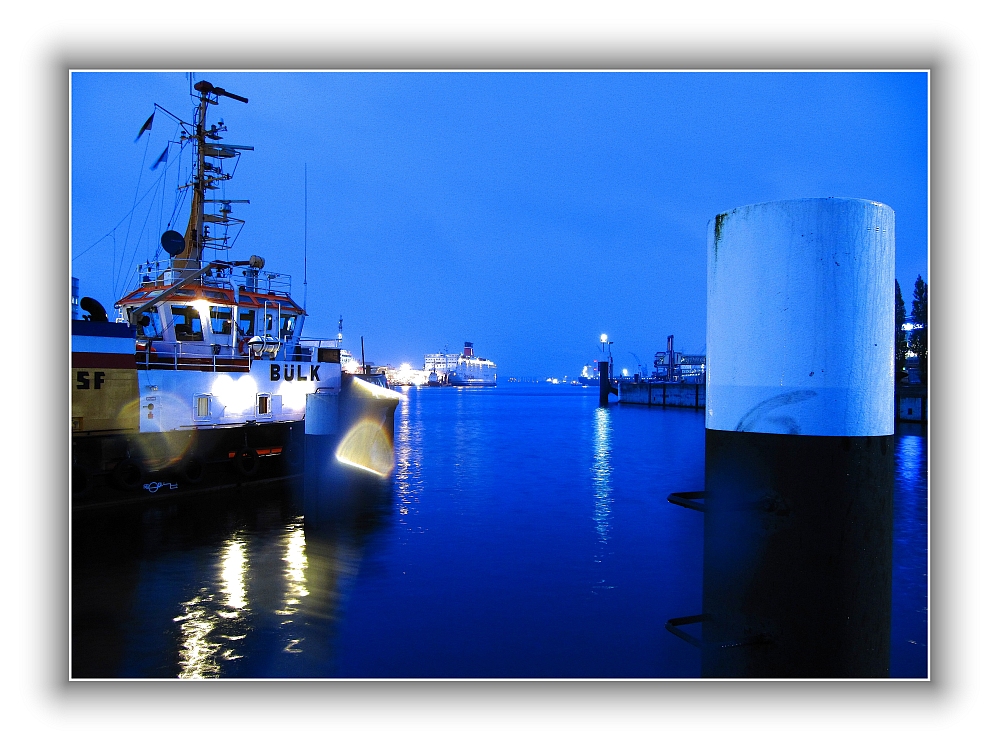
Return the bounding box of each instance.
[112,458,143,490]
[232,447,259,477]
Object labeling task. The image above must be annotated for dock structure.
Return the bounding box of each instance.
[617,380,704,409]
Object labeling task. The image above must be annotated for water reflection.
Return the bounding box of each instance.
[276,522,309,659]
[891,431,929,677]
[221,538,248,610]
[591,407,614,591]
[174,534,250,679]
[72,387,925,678]
[393,386,424,521]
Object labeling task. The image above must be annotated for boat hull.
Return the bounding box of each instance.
[71,419,305,507]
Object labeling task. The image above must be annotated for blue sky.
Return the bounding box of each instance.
[71,71,928,378]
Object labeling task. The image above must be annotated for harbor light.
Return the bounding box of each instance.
[600,334,608,343]
[622,368,628,377]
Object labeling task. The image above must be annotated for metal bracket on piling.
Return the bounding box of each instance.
[665,614,706,648]
[665,614,772,650]
[667,490,705,512]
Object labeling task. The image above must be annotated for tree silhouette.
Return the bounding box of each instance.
[895,279,908,380]
[909,275,928,383]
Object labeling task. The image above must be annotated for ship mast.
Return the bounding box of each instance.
[171,80,251,271]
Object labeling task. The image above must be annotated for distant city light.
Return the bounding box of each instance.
[901,323,924,331]
[622,368,629,376]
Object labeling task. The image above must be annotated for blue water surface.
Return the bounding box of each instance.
[71,384,928,678]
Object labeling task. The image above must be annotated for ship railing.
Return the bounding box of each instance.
[133,260,293,296]
[137,335,342,370]
[230,268,292,296]
[292,338,347,363]
[137,339,251,372]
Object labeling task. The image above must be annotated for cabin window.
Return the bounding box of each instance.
[238,309,255,336]
[129,306,163,339]
[257,394,271,415]
[171,305,203,341]
[194,395,211,420]
[280,313,297,339]
[210,306,233,335]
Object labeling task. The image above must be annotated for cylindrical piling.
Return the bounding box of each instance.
[703,198,895,677]
[302,377,401,528]
[303,391,342,526]
[598,361,618,406]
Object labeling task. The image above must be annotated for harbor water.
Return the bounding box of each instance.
[71,384,928,679]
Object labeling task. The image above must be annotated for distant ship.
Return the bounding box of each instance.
[572,364,599,386]
[423,342,497,387]
[450,343,497,386]
[425,368,447,386]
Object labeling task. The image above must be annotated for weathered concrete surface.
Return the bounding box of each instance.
[618,380,705,409]
[707,198,895,436]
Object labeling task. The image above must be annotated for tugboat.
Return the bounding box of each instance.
[72,79,354,503]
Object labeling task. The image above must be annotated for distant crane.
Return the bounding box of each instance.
[629,352,646,379]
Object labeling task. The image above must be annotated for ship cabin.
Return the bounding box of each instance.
[115,258,329,372]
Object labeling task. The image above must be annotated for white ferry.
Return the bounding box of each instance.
[72,79,351,498]
[448,342,497,387]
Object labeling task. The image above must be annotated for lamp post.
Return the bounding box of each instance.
[598,333,617,406]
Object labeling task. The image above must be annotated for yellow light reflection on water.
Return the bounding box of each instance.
[335,419,395,477]
[174,535,249,679]
[221,538,248,611]
[278,526,309,615]
[175,591,220,679]
[277,524,310,654]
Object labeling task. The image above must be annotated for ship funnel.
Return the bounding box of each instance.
[464,342,474,357]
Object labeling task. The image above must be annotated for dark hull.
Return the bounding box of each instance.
[72,420,304,509]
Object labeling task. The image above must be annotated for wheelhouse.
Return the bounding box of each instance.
[115,258,309,370]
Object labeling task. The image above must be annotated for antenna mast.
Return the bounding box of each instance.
[172,80,250,270]
[303,163,308,310]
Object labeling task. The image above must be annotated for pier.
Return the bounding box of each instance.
[617,380,704,409]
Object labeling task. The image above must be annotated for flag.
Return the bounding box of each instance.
[150,145,169,170]
[134,112,154,142]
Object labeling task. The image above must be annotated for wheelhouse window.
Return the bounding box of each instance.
[171,305,204,341]
[280,313,297,339]
[238,309,255,336]
[129,306,163,339]
[210,305,233,335]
